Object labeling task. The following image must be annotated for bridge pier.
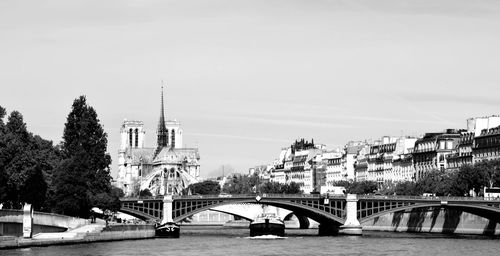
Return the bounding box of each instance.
[162,195,173,223]
[318,222,340,236]
[339,194,362,235]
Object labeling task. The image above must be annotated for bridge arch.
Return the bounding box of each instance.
[202,208,253,221]
[359,202,500,224]
[284,212,310,229]
[172,198,345,226]
[118,208,158,221]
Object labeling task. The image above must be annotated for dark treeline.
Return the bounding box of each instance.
[0,96,122,218]
[184,173,302,195]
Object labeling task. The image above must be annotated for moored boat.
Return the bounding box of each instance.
[249,213,285,237]
[155,222,180,238]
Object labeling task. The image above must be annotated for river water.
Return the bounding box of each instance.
[3,227,499,256]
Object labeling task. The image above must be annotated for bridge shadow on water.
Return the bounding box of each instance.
[388,207,463,234]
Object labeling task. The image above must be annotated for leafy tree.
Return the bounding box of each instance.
[349,181,378,194]
[259,181,302,194]
[186,180,221,195]
[52,158,91,217]
[3,111,35,208]
[378,181,396,195]
[222,173,260,194]
[260,181,284,193]
[393,181,419,196]
[332,180,377,194]
[20,165,48,210]
[415,169,457,196]
[0,106,7,202]
[0,107,61,210]
[474,159,500,188]
[92,186,125,213]
[281,182,302,194]
[52,96,114,217]
[139,189,153,197]
[92,187,124,213]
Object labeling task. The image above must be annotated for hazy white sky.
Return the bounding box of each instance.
[1,0,500,178]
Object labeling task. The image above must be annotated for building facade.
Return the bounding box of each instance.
[413,130,461,180]
[473,125,500,163]
[117,88,200,196]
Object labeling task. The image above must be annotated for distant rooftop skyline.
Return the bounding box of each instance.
[1,0,500,178]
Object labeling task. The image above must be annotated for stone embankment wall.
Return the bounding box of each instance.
[0,224,156,249]
[0,210,89,236]
[361,207,500,235]
[85,224,155,242]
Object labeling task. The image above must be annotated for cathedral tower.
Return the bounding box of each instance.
[120,120,145,150]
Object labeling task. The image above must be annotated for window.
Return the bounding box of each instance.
[171,129,176,147]
[129,128,133,147]
[135,129,139,147]
[166,129,169,146]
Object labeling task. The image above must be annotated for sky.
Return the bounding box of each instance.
[1,0,500,178]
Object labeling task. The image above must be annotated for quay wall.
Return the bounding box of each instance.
[0,224,155,250]
[361,207,500,235]
[85,224,155,242]
[0,210,89,236]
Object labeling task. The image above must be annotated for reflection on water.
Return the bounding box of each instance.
[2,226,499,256]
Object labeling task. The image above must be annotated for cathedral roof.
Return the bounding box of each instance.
[153,147,200,165]
[127,148,155,165]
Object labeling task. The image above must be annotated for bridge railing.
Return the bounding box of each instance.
[358,195,500,202]
[121,193,348,201]
[121,194,500,202]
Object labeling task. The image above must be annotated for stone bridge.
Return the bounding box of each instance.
[120,194,500,235]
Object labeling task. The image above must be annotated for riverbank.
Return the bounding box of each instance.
[362,207,500,236]
[0,224,155,250]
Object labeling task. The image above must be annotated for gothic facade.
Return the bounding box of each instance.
[117,88,200,196]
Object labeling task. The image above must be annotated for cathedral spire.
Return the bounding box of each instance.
[157,82,169,148]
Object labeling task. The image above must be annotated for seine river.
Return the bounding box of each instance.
[3,227,499,256]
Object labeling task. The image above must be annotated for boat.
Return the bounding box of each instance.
[249,213,285,237]
[155,221,180,238]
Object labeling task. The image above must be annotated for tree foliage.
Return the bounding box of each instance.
[0,108,61,210]
[139,189,153,197]
[393,181,419,196]
[260,181,302,194]
[222,173,260,194]
[185,180,221,195]
[332,180,377,195]
[52,96,114,217]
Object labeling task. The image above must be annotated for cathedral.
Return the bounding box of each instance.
[116,87,200,196]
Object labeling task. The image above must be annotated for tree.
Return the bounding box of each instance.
[393,181,419,196]
[20,165,48,210]
[52,158,91,217]
[3,111,35,208]
[474,159,500,188]
[415,169,457,196]
[0,106,7,202]
[186,180,221,195]
[52,96,114,217]
[139,189,153,197]
[260,181,284,193]
[259,181,302,194]
[282,182,302,194]
[0,107,61,210]
[92,187,124,213]
[222,174,257,194]
[332,180,377,194]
